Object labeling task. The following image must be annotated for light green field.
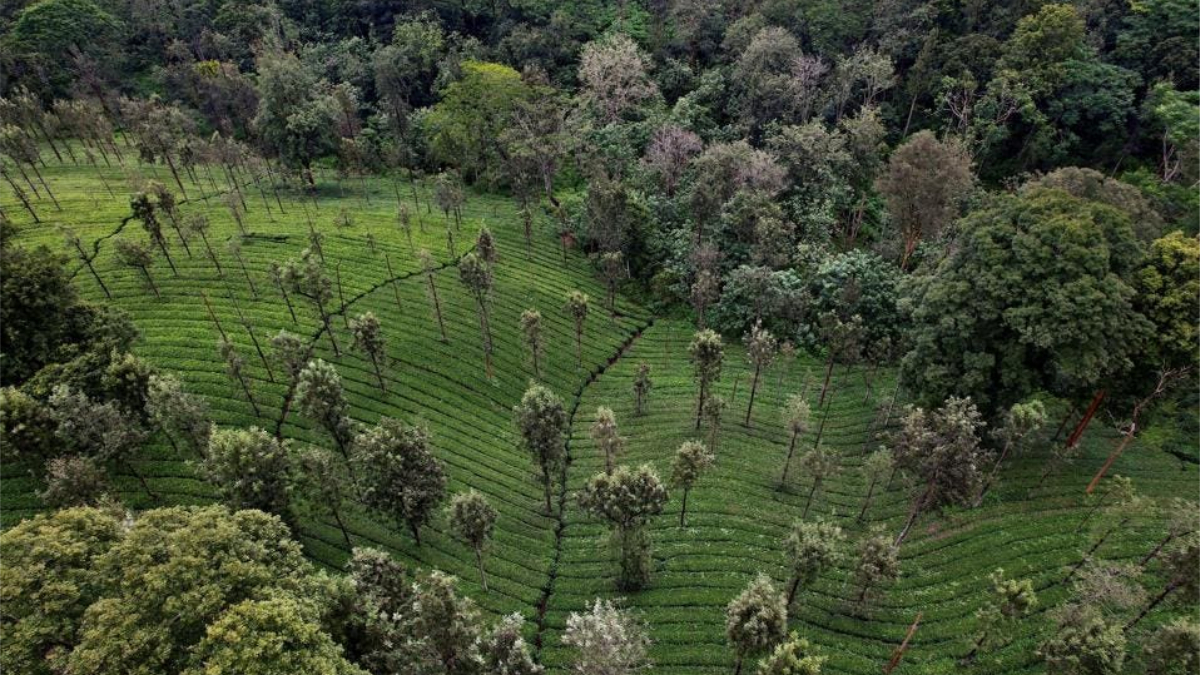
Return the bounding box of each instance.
[3,152,1196,673]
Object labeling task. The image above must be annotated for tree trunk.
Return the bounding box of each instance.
[125,460,158,501]
[1140,532,1177,568]
[1086,426,1136,495]
[476,548,488,592]
[335,263,349,328]
[409,520,422,547]
[1126,582,1178,632]
[1051,405,1078,443]
[787,574,802,606]
[895,482,933,546]
[858,476,878,522]
[2,170,39,222]
[780,431,799,486]
[237,374,260,417]
[1066,390,1106,449]
[82,256,112,299]
[975,439,1014,506]
[333,507,352,549]
[694,379,707,430]
[803,478,820,518]
[279,284,298,323]
[744,365,761,426]
[141,267,161,299]
[818,355,836,406]
[198,230,223,276]
[371,353,386,392]
[679,488,689,527]
[164,153,188,199]
[245,324,275,383]
[427,274,448,342]
[384,254,403,312]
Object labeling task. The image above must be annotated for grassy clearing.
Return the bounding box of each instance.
[3,153,1196,672]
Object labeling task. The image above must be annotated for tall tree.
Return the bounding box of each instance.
[283,249,340,355]
[202,427,293,523]
[743,321,778,426]
[218,338,259,416]
[798,446,838,518]
[562,599,652,675]
[783,520,845,607]
[852,530,900,604]
[519,309,543,380]
[578,464,669,591]
[458,252,495,378]
[779,395,811,487]
[566,291,590,369]
[633,362,652,416]
[350,312,388,391]
[689,330,724,430]
[590,406,624,475]
[671,440,715,527]
[448,490,498,592]
[114,237,159,299]
[352,418,447,546]
[418,249,449,343]
[514,384,567,514]
[578,34,660,124]
[293,446,355,548]
[875,131,974,269]
[963,568,1038,662]
[891,397,987,544]
[295,359,354,459]
[726,574,788,675]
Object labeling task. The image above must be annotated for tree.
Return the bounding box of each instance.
[520,309,544,379]
[875,131,974,269]
[448,490,498,591]
[1126,532,1200,631]
[130,189,176,275]
[218,337,259,417]
[643,124,703,196]
[779,395,811,486]
[756,633,826,675]
[963,568,1038,662]
[350,312,387,391]
[798,447,837,518]
[703,393,727,453]
[633,362,652,415]
[183,594,364,675]
[743,321,778,426]
[1142,618,1199,675]
[352,418,447,546]
[418,249,449,343]
[283,249,340,355]
[114,237,159,298]
[562,599,651,675]
[0,386,57,468]
[783,520,844,607]
[891,397,987,544]
[726,574,788,675]
[423,61,533,183]
[434,171,466,228]
[1039,611,1126,675]
[0,507,123,675]
[566,291,590,369]
[253,49,341,187]
[481,613,543,675]
[579,464,669,590]
[852,530,900,605]
[901,188,1149,417]
[597,251,624,314]
[590,406,624,475]
[689,330,724,430]
[202,427,292,522]
[514,384,567,514]
[858,449,894,522]
[411,571,483,673]
[458,252,495,377]
[62,506,340,675]
[47,385,151,496]
[977,399,1047,504]
[146,373,211,457]
[343,547,419,673]
[295,359,354,459]
[293,446,355,548]
[40,455,110,508]
[578,34,660,123]
[672,441,715,527]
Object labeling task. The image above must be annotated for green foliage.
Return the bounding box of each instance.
[40,455,110,508]
[202,427,293,521]
[514,383,567,512]
[0,507,123,675]
[183,595,365,675]
[726,573,788,665]
[352,418,447,545]
[902,188,1151,415]
[423,61,534,184]
[756,632,826,675]
[579,464,669,590]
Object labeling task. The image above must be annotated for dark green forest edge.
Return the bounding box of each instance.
[0,0,1197,673]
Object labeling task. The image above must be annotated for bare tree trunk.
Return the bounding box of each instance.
[858,475,878,522]
[780,431,799,486]
[3,169,40,222]
[1125,582,1178,632]
[818,354,836,406]
[476,548,488,591]
[427,273,448,342]
[679,488,689,527]
[384,253,403,312]
[744,365,762,426]
[335,263,349,329]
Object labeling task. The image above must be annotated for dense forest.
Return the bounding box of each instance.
[1,0,1198,673]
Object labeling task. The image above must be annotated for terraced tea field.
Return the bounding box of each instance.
[3,155,1196,672]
